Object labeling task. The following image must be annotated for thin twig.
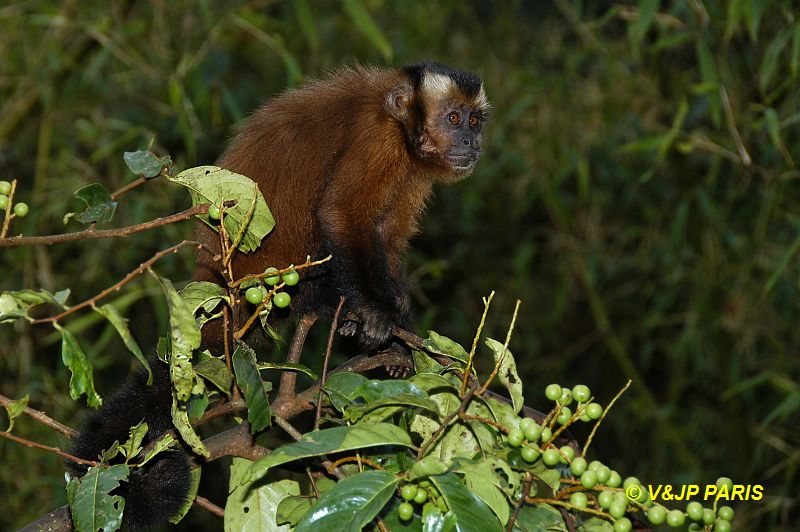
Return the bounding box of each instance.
[461,291,495,396]
[0,394,76,438]
[194,496,224,518]
[223,187,257,266]
[418,384,476,459]
[327,455,385,473]
[0,179,17,238]
[507,474,534,532]
[32,240,208,324]
[274,314,317,416]
[478,299,521,395]
[230,255,332,288]
[273,415,345,480]
[525,497,612,519]
[110,176,147,200]
[0,204,210,247]
[316,297,345,430]
[0,431,97,467]
[582,379,631,456]
[719,86,751,167]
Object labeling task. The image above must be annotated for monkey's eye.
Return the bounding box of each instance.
[469,116,479,127]
[448,112,460,125]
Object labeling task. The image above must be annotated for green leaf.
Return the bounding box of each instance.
[296,470,399,532]
[431,473,502,532]
[93,303,151,385]
[123,150,171,178]
[409,373,459,393]
[484,339,523,414]
[293,0,319,50]
[511,503,565,531]
[63,183,118,225]
[343,379,439,421]
[631,0,659,43]
[248,423,413,480]
[323,372,369,411]
[342,0,393,61]
[138,432,178,467]
[233,344,273,433]
[276,495,314,527]
[179,281,227,315]
[257,362,318,380]
[743,0,766,42]
[171,397,209,457]
[226,457,300,532]
[759,29,791,92]
[151,272,202,403]
[169,165,275,253]
[119,422,147,462]
[576,517,615,531]
[3,394,28,432]
[408,454,449,480]
[792,21,800,76]
[412,349,444,374]
[411,391,478,463]
[0,288,70,323]
[695,40,721,127]
[454,458,513,525]
[424,331,469,363]
[195,356,233,396]
[66,464,129,532]
[55,323,102,408]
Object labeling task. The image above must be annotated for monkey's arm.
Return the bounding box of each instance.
[317,171,407,350]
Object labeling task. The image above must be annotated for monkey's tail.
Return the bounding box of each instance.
[67,357,191,530]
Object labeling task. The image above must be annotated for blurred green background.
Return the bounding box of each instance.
[1,0,798,529]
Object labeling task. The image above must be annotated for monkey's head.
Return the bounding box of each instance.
[387,62,489,180]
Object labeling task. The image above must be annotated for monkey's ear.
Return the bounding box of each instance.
[385,83,414,121]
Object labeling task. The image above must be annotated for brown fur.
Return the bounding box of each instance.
[195,63,487,351]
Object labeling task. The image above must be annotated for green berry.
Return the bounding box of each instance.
[0,196,7,209]
[523,421,542,442]
[666,509,685,527]
[647,505,667,525]
[520,417,535,432]
[208,204,220,220]
[585,403,603,420]
[542,448,560,467]
[418,480,431,488]
[558,389,574,406]
[507,429,524,447]
[702,508,716,525]
[607,470,622,488]
[282,270,300,286]
[595,466,611,485]
[613,517,632,532]
[273,292,291,308]
[521,446,540,463]
[413,489,428,504]
[688,524,703,531]
[556,406,572,425]
[545,384,562,401]
[597,490,614,509]
[609,499,627,519]
[716,477,734,492]
[540,427,552,443]
[715,519,732,532]
[559,445,575,463]
[580,470,597,489]
[717,506,734,521]
[572,384,591,403]
[0,181,10,195]
[570,457,588,476]
[623,477,640,489]
[588,460,603,472]
[686,502,703,521]
[569,491,588,508]
[13,202,28,218]
[264,267,281,285]
[398,502,414,521]
[245,287,263,304]
[401,484,418,501]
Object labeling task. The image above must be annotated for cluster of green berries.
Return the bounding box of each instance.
[545,383,603,424]
[243,267,299,308]
[397,480,444,522]
[0,181,28,218]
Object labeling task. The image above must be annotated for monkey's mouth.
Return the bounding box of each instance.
[446,153,478,172]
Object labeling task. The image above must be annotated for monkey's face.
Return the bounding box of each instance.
[416,102,485,180]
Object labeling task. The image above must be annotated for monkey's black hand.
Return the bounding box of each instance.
[339,299,400,352]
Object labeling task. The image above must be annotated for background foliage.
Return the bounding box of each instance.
[1,0,798,529]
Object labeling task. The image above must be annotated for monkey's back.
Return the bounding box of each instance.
[195,66,410,316]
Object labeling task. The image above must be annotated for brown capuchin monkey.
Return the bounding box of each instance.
[196,61,489,352]
[68,62,487,530]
